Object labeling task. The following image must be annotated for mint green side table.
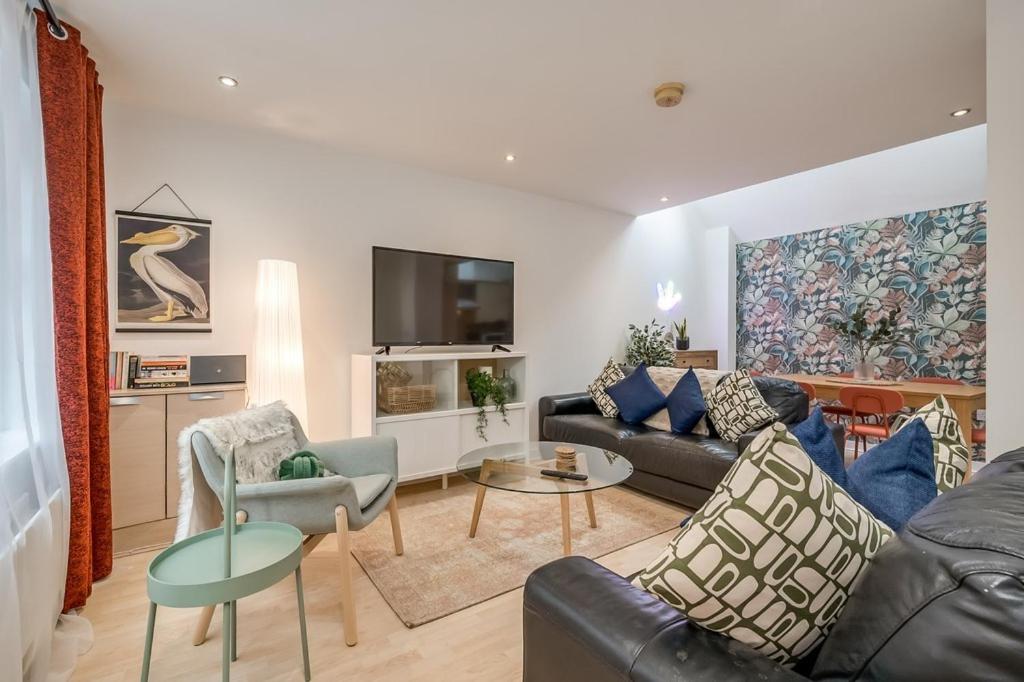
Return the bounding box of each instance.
[141,448,311,681]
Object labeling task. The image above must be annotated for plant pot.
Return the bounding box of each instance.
[675,337,690,350]
[853,360,875,381]
[469,393,487,408]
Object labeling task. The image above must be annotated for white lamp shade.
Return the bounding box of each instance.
[251,259,309,430]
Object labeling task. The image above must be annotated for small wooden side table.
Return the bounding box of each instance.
[674,350,718,370]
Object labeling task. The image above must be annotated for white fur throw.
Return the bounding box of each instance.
[175,401,298,541]
[643,367,730,435]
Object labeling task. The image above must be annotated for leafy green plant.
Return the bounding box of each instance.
[672,318,688,341]
[465,368,510,440]
[826,302,903,360]
[625,319,674,367]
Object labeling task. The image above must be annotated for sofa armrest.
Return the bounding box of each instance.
[523,556,805,682]
[538,392,599,441]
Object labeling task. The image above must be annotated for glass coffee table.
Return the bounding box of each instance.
[457,441,633,555]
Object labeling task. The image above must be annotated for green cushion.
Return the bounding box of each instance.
[632,422,893,667]
[704,369,778,442]
[892,395,970,493]
[278,450,325,480]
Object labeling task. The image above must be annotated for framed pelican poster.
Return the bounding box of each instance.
[115,210,212,332]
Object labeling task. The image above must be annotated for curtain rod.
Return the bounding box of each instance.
[38,0,68,40]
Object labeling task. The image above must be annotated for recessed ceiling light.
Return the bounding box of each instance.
[950,108,971,117]
[505,154,516,162]
[218,75,238,88]
[659,196,669,203]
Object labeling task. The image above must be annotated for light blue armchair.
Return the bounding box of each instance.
[189,411,403,647]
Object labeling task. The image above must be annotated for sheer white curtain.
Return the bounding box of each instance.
[0,3,76,680]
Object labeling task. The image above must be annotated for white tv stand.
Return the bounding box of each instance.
[351,350,527,487]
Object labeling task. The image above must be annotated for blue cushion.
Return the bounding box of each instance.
[605,363,667,424]
[790,407,847,487]
[666,368,706,434]
[846,418,937,531]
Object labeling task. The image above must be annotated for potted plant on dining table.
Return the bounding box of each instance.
[826,302,904,380]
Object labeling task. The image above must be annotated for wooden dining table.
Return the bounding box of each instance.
[778,373,986,480]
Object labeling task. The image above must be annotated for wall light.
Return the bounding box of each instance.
[251,259,308,430]
[657,281,682,312]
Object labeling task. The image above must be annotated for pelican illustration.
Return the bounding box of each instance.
[120,224,209,322]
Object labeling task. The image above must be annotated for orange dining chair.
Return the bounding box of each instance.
[821,372,854,422]
[796,381,817,403]
[912,376,986,453]
[839,386,905,459]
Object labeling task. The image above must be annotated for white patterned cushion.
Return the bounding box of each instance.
[705,369,778,442]
[644,367,729,435]
[633,423,894,667]
[893,395,970,493]
[588,358,625,418]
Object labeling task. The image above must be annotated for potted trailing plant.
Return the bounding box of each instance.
[672,318,689,350]
[825,302,903,380]
[625,319,674,367]
[465,368,510,440]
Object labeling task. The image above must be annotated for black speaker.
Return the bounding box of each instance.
[190,355,246,385]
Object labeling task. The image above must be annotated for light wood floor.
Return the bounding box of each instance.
[74,479,685,681]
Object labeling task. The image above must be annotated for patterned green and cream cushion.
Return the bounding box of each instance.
[893,395,970,493]
[632,423,894,667]
[588,358,625,418]
[704,369,778,442]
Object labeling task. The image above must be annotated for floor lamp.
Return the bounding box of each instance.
[251,259,309,430]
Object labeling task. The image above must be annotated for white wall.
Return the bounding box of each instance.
[985,0,1024,458]
[691,125,987,242]
[620,204,719,353]
[103,102,702,441]
[667,126,987,365]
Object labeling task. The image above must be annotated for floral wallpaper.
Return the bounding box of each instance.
[735,202,986,384]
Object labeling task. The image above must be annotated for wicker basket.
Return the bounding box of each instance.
[378,384,438,415]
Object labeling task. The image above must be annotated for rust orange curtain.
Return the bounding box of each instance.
[35,13,112,611]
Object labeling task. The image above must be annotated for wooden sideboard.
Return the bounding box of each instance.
[673,350,718,370]
[109,383,246,553]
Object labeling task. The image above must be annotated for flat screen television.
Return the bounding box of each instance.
[373,247,514,347]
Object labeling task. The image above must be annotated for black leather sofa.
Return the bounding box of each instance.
[539,375,842,509]
[523,449,1024,682]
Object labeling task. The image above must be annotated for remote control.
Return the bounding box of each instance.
[540,469,589,481]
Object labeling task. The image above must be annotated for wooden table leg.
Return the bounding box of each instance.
[584,491,597,528]
[468,461,493,538]
[560,494,572,555]
[469,485,487,538]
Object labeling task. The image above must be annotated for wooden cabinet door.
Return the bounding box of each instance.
[165,389,246,518]
[378,415,460,482]
[109,395,166,529]
[673,350,718,370]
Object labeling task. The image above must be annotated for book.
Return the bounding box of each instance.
[111,353,192,390]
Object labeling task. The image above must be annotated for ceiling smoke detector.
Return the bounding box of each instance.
[654,82,685,108]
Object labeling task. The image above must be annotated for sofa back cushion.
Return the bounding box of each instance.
[811,461,1024,680]
[643,367,730,435]
[750,376,811,425]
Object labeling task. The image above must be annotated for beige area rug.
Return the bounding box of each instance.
[349,481,685,627]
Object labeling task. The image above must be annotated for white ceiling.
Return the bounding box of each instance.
[62,0,985,216]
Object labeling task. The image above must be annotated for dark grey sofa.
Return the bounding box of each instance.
[523,450,1024,681]
[539,375,841,509]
